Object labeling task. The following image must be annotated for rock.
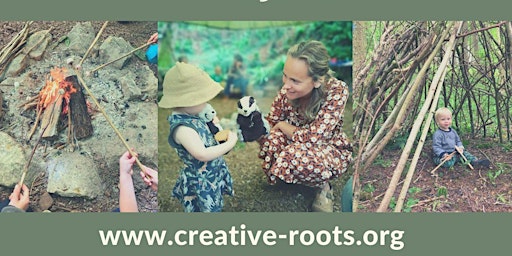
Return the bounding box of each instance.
[99,36,134,70]
[47,152,103,199]
[24,29,52,60]
[139,65,158,99]
[66,57,74,65]
[0,132,27,187]
[118,75,142,101]
[38,192,54,211]
[66,22,95,55]
[4,54,28,78]
[0,90,3,119]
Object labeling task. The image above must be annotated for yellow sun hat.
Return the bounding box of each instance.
[158,62,223,109]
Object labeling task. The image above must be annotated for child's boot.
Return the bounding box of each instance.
[471,159,491,168]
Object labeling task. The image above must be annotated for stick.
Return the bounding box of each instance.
[78,21,109,68]
[430,151,457,175]
[455,146,474,170]
[74,71,149,177]
[19,125,47,186]
[27,103,43,141]
[88,42,152,74]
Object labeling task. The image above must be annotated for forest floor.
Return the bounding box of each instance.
[0,21,157,212]
[357,137,512,212]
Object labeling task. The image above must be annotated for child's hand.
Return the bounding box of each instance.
[454,146,464,155]
[8,184,30,211]
[226,130,238,147]
[140,166,158,191]
[147,32,158,44]
[442,153,452,161]
[120,151,138,176]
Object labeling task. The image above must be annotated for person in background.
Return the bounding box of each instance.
[145,32,158,64]
[211,65,224,83]
[177,55,189,63]
[224,54,249,98]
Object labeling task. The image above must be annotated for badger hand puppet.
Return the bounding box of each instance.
[198,103,223,136]
[236,96,270,142]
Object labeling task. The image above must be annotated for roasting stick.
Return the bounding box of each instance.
[77,21,109,68]
[430,151,456,175]
[19,112,52,186]
[455,146,474,170]
[88,41,152,75]
[74,71,149,178]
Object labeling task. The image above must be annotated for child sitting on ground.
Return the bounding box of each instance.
[432,107,490,168]
[159,62,238,212]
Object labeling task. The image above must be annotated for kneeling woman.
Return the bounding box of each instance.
[259,40,353,212]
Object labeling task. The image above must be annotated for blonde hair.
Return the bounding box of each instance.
[434,107,452,123]
[287,40,334,122]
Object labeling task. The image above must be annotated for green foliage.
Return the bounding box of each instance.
[436,186,448,197]
[496,194,507,204]
[389,197,396,210]
[388,186,421,212]
[158,21,352,91]
[476,142,495,149]
[373,155,392,168]
[363,183,376,194]
[408,187,422,195]
[500,142,512,152]
[487,168,503,185]
[386,133,408,150]
[403,198,419,213]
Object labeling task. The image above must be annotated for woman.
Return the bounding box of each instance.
[258,41,353,212]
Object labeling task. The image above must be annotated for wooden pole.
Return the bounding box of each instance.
[78,21,109,68]
[430,151,457,175]
[455,146,474,170]
[88,41,152,75]
[74,71,149,177]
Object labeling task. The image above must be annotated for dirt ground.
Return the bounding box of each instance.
[357,138,512,212]
[0,21,157,212]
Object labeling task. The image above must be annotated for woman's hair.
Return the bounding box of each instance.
[287,40,334,122]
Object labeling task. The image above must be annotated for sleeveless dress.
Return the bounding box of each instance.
[168,113,234,212]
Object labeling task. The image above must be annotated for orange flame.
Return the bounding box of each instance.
[39,67,77,113]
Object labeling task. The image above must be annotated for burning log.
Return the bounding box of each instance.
[66,75,93,139]
[37,68,74,138]
[40,89,64,138]
[24,68,94,144]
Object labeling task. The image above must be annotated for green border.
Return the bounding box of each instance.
[1,213,511,255]
[2,1,512,256]
[0,0,510,20]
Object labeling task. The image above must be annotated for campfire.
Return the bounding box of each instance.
[23,67,93,146]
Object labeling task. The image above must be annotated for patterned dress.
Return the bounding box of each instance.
[259,77,353,188]
[168,114,234,212]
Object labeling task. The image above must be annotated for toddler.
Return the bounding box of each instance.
[159,62,237,212]
[432,107,490,168]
